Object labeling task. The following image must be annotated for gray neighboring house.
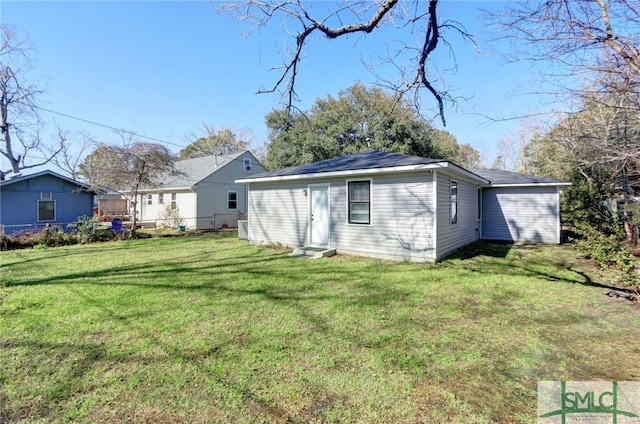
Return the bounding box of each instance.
[236,150,570,263]
[136,151,266,230]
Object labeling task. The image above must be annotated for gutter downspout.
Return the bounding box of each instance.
[432,170,438,262]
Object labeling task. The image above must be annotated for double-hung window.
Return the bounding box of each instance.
[243,158,251,173]
[348,180,370,224]
[38,192,55,221]
[227,191,238,210]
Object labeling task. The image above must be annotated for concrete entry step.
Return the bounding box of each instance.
[289,246,336,259]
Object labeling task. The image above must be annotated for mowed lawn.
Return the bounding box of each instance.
[1,233,639,423]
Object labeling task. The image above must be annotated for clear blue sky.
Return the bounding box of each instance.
[2,1,557,170]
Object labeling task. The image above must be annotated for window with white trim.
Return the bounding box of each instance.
[450,181,458,225]
[159,193,164,205]
[227,191,238,210]
[41,191,52,200]
[38,200,55,221]
[243,158,251,173]
[146,194,153,205]
[171,193,177,210]
[348,180,370,224]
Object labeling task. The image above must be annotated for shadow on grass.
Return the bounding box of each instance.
[445,241,635,293]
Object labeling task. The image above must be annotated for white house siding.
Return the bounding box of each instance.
[194,152,261,229]
[329,172,435,262]
[139,190,196,227]
[247,172,436,262]
[435,171,481,261]
[247,181,310,246]
[481,186,560,243]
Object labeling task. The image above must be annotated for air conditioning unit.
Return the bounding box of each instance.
[238,220,248,240]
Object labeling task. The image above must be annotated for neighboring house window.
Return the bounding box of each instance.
[243,158,251,173]
[41,191,52,200]
[450,181,458,225]
[159,193,164,205]
[348,180,370,224]
[38,200,55,221]
[147,194,153,205]
[227,191,238,210]
[477,188,482,220]
[171,193,177,210]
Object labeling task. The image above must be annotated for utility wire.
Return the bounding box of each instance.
[32,104,263,169]
[33,104,186,148]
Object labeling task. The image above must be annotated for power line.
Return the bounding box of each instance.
[31,104,264,171]
[33,105,186,148]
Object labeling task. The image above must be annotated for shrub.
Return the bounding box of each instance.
[67,215,96,243]
[5,226,76,249]
[572,222,638,286]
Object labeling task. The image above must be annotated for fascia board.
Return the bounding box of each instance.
[236,161,489,184]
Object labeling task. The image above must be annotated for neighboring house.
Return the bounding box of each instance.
[0,170,96,235]
[236,150,570,263]
[135,151,266,230]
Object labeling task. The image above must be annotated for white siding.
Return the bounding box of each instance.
[481,186,560,243]
[139,190,195,227]
[331,173,435,262]
[194,151,266,229]
[247,181,310,247]
[435,171,481,261]
[247,171,436,262]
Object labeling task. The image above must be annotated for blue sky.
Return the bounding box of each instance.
[2,1,557,170]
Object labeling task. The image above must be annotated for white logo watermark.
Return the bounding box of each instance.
[539,381,640,423]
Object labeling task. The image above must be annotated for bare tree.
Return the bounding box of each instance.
[79,132,177,235]
[526,92,640,191]
[0,24,63,180]
[179,124,253,159]
[221,0,474,125]
[488,0,640,109]
[49,128,95,180]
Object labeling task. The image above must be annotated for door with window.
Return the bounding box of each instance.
[309,185,329,246]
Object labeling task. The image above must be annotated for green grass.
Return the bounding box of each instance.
[1,233,639,423]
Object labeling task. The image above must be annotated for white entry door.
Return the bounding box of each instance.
[310,185,329,246]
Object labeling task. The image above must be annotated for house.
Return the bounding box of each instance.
[236,150,570,263]
[135,151,266,230]
[0,170,96,235]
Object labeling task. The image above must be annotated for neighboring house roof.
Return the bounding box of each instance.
[0,170,95,191]
[237,150,489,184]
[154,151,249,189]
[472,169,572,187]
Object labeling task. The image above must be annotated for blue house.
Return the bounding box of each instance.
[0,170,95,235]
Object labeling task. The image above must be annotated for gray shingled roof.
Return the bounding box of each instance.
[244,150,442,179]
[472,169,569,185]
[156,151,245,188]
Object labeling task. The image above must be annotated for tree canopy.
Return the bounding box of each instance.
[179,125,252,159]
[264,84,479,170]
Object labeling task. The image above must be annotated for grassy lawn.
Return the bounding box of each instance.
[1,233,639,423]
